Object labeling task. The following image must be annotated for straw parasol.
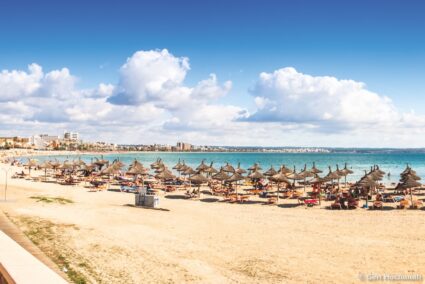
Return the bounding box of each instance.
[358,175,377,208]
[190,172,209,184]
[299,164,315,192]
[280,165,293,174]
[227,172,245,199]
[25,158,38,176]
[235,162,247,174]
[39,160,53,179]
[155,170,175,180]
[190,172,209,197]
[286,166,304,187]
[150,158,163,169]
[172,159,182,170]
[398,169,421,207]
[340,163,354,187]
[310,162,322,175]
[264,165,277,177]
[249,170,264,180]
[222,162,235,173]
[212,167,229,181]
[204,162,218,176]
[248,163,262,172]
[271,169,290,203]
[196,160,210,172]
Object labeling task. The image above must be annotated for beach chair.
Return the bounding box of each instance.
[330,201,342,210]
[347,199,359,209]
[411,199,423,209]
[304,199,319,207]
[266,197,277,204]
[372,200,383,210]
[398,199,410,209]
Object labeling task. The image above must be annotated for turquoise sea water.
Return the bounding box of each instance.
[27,152,425,184]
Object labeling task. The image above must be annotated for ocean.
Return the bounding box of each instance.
[26,151,425,184]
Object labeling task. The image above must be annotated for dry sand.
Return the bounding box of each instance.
[0,165,424,283]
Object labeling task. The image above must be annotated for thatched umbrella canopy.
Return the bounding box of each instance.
[25,158,38,176]
[286,166,304,187]
[196,160,210,172]
[299,164,315,192]
[189,172,209,197]
[39,160,53,179]
[39,160,52,169]
[248,163,262,172]
[398,174,421,206]
[129,159,143,169]
[150,158,163,169]
[183,167,197,176]
[127,166,149,176]
[271,171,290,203]
[61,161,74,171]
[204,162,218,175]
[155,170,175,180]
[358,175,377,208]
[227,172,244,198]
[178,162,189,173]
[324,166,340,181]
[373,165,385,176]
[101,164,121,176]
[94,157,109,170]
[190,173,209,184]
[264,165,277,177]
[222,162,235,173]
[50,160,61,170]
[212,167,229,181]
[249,170,264,180]
[310,162,323,175]
[340,163,354,186]
[280,165,293,174]
[172,159,182,170]
[235,162,247,174]
[401,164,416,176]
[154,165,167,173]
[367,167,384,181]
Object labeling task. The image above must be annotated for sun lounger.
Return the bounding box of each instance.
[266,197,277,204]
[411,200,423,209]
[372,201,383,210]
[330,201,342,210]
[303,199,319,207]
[398,199,410,209]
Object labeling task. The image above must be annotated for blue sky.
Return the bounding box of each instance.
[1,0,425,146]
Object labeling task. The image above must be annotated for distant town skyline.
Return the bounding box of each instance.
[1,0,425,147]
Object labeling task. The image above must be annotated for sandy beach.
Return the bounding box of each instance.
[0,163,424,284]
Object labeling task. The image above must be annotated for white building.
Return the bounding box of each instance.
[64,131,79,141]
[30,134,60,150]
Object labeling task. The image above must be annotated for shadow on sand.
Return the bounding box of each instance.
[123,204,170,211]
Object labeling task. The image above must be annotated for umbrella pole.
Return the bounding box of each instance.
[303,177,306,193]
[410,187,413,208]
[277,182,279,204]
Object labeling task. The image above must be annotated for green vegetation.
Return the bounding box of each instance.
[30,196,74,204]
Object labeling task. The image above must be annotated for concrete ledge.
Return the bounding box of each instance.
[0,231,67,284]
